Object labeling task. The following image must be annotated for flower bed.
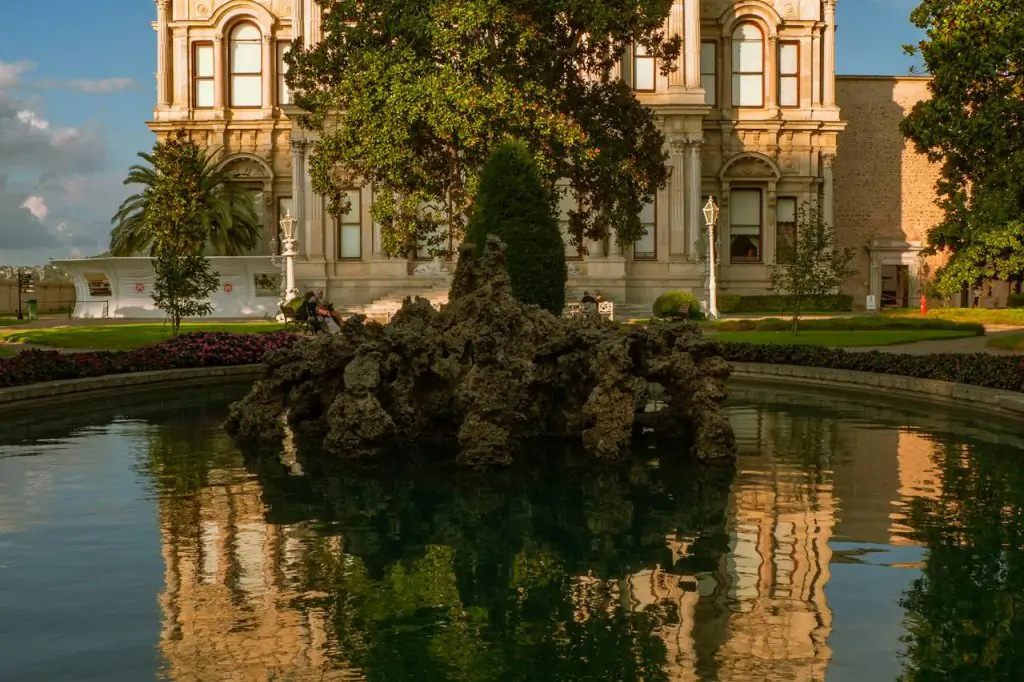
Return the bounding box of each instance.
[0,331,298,389]
[720,342,1024,393]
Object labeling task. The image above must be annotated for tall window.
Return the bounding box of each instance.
[337,189,362,259]
[229,23,262,107]
[701,41,717,107]
[729,189,762,263]
[633,200,656,259]
[776,197,797,263]
[277,42,291,105]
[193,43,214,108]
[557,187,581,259]
[633,43,656,92]
[731,24,764,108]
[779,42,799,107]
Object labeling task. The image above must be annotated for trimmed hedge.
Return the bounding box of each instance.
[719,294,853,314]
[714,316,984,334]
[720,342,1024,393]
[0,331,297,389]
[653,290,701,319]
[465,140,566,315]
[1009,293,1024,309]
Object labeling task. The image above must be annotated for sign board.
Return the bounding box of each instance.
[18,272,35,293]
[866,294,877,312]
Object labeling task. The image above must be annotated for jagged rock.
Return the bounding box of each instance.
[224,237,737,465]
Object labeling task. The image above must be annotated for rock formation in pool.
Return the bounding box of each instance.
[224,237,736,466]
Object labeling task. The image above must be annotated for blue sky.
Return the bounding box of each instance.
[0,0,926,266]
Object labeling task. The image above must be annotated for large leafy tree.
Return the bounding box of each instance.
[901,1,1024,297]
[110,130,262,257]
[286,0,680,257]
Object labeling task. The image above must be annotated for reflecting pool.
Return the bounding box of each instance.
[1,383,1023,681]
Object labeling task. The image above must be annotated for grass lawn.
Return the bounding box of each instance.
[987,333,1024,352]
[884,307,1024,326]
[712,329,978,347]
[0,321,285,351]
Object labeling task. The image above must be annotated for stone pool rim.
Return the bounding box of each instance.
[2,362,1022,419]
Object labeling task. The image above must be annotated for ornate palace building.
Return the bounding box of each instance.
[138,0,941,314]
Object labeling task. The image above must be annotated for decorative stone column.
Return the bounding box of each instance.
[172,33,187,107]
[684,0,700,88]
[668,1,686,89]
[155,0,170,108]
[823,0,837,107]
[213,34,225,111]
[686,138,703,259]
[822,152,836,228]
[291,139,308,255]
[766,36,779,111]
[811,29,822,105]
[668,137,687,256]
[293,0,304,44]
[262,33,274,110]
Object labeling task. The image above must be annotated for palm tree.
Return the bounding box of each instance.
[110,139,263,257]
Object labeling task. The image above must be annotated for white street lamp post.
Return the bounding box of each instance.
[702,196,720,320]
[279,210,299,303]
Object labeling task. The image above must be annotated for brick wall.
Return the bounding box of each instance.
[834,76,946,303]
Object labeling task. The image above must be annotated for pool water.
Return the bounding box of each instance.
[1,383,1022,681]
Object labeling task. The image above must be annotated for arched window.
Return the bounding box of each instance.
[229,23,262,107]
[731,24,764,108]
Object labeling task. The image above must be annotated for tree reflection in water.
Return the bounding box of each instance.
[246,444,735,681]
[898,437,1024,682]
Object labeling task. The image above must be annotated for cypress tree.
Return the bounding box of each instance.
[465,141,566,315]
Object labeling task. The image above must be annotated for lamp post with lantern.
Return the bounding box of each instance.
[271,210,299,313]
[702,196,720,319]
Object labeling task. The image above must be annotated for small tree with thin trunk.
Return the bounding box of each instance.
[151,249,220,336]
[770,202,856,333]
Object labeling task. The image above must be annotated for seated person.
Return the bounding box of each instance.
[581,291,597,304]
[305,291,344,329]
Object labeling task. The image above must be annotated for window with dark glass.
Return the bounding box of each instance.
[730,189,762,263]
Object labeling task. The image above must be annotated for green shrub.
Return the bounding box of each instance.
[653,290,700,319]
[718,293,743,314]
[714,316,984,334]
[465,140,566,315]
[725,294,853,314]
[719,342,1024,392]
[1008,293,1024,309]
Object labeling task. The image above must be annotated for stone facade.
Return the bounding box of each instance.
[834,76,945,309]
[150,0,931,311]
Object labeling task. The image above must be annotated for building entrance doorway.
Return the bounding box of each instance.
[880,264,910,309]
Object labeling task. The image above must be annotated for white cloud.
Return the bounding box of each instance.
[20,195,48,221]
[0,60,133,264]
[63,77,138,94]
[0,61,33,89]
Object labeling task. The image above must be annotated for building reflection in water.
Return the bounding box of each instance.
[150,397,957,681]
[155,458,362,681]
[608,400,949,681]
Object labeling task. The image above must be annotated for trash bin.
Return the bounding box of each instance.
[27,299,37,321]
